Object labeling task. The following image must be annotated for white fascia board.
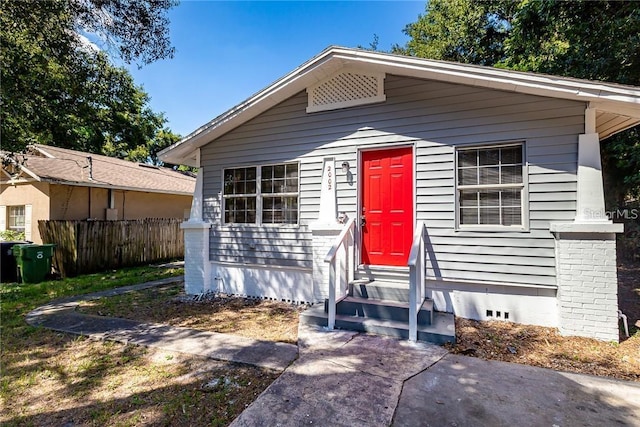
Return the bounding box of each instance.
[30,145,56,158]
[0,154,42,181]
[335,50,640,107]
[0,177,38,185]
[18,165,41,181]
[160,46,640,166]
[158,48,339,166]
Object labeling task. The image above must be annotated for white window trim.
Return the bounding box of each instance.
[0,206,6,232]
[24,204,32,241]
[221,161,300,227]
[2,204,31,240]
[8,205,26,232]
[454,141,529,232]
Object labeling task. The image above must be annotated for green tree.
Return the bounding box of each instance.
[103,127,181,166]
[393,0,516,66]
[499,1,640,205]
[396,0,640,203]
[501,1,640,85]
[0,0,177,157]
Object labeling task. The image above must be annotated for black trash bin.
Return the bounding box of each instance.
[0,241,27,283]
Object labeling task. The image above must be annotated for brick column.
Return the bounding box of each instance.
[551,223,623,341]
[310,224,342,303]
[181,221,212,295]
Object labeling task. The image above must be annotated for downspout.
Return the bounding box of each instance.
[87,156,94,220]
[86,156,94,181]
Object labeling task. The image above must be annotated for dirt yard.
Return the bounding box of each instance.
[447,261,640,382]
[79,265,640,383]
[78,284,303,344]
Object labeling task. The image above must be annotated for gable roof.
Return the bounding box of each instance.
[3,144,195,195]
[160,46,640,167]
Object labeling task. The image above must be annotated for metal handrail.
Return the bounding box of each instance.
[408,220,426,341]
[324,217,356,330]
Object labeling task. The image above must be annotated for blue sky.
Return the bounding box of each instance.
[126,1,426,137]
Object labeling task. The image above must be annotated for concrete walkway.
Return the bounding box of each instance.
[28,279,640,426]
[26,277,298,372]
[231,324,448,426]
[233,324,640,427]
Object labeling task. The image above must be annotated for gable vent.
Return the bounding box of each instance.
[307,70,385,113]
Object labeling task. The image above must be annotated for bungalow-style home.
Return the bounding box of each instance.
[160,47,640,343]
[1,144,196,243]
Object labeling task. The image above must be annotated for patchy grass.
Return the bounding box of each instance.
[78,283,303,344]
[4,259,638,425]
[0,265,278,426]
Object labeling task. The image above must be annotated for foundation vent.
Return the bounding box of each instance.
[486,309,510,320]
[307,70,385,113]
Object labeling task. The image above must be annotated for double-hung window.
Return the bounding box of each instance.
[8,205,25,232]
[223,167,257,224]
[223,162,299,225]
[457,143,525,228]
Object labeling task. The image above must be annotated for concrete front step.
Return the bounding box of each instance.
[329,297,434,325]
[300,305,456,345]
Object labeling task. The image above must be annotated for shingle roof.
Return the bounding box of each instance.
[12,144,195,195]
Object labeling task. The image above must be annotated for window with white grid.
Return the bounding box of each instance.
[457,143,525,228]
[8,205,25,232]
[223,162,299,225]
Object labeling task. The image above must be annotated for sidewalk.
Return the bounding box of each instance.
[233,324,640,427]
[26,277,298,372]
[231,324,448,426]
[27,279,640,426]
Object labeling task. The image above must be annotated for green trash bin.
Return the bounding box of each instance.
[12,244,55,284]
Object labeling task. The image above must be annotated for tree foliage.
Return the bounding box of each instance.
[396,0,640,203]
[72,0,176,67]
[0,0,177,159]
[393,0,516,66]
[501,1,640,85]
[103,127,181,166]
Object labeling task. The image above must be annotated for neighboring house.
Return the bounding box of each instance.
[1,144,195,243]
[160,47,640,343]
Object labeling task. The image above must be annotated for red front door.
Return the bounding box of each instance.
[361,147,414,266]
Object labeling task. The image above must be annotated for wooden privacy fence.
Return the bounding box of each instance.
[38,219,184,277]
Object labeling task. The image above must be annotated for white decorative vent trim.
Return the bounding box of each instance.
[307,69,385,113]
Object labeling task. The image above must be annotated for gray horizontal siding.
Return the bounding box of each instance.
[201,74,584,284]
[209,225,312,269]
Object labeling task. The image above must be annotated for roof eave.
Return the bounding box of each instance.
[159,47,640,165]
[38,178,194,196]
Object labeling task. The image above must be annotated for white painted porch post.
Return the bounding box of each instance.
[575,108,609,223]
[310,158,342,303]
[181,167,212,295]
[551,106,623,342]
[328,259,336,329]
[408,264,417,341]
[318,157,337,223]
